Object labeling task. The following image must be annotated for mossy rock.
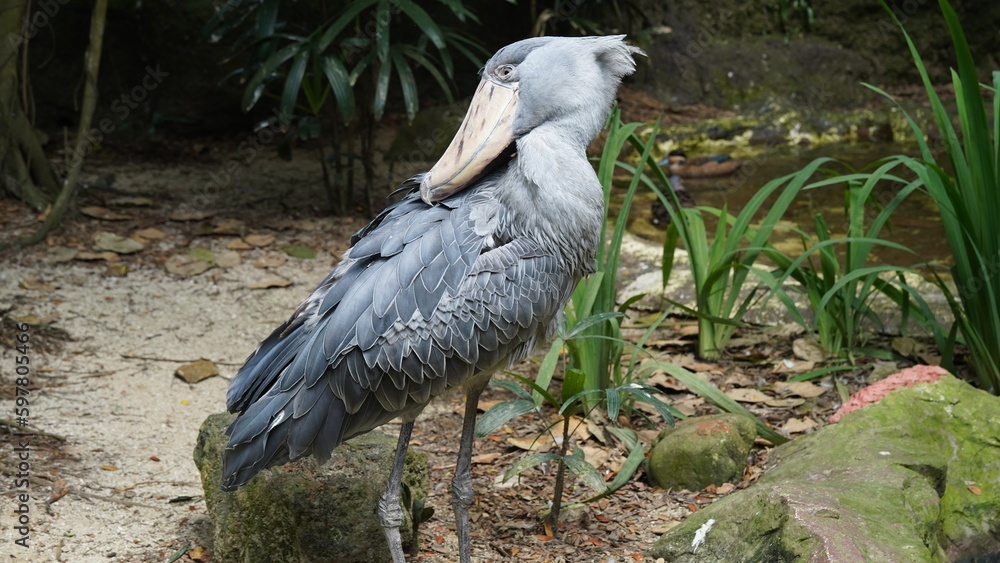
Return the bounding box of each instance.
[647,413,757,491]
[194,412,429,563]
[646,374,1000,562]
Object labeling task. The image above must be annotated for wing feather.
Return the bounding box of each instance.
[223,181,576,492]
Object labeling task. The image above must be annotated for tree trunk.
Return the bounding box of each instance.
[2,0,109,247]
[0,0,58,209]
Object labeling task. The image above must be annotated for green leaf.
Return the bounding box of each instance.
[533,338,564,406]
[475,399,536,438]
[503,453,560,482]
[390,49,419,122]
[562,453,609,494]
[561,368,587,414]
[189,248,216,262]
[281,245,317,259]
[373,56,393,119]
[280,50,309,119]
[396,0,446,50]
[317,0,380,51]
[319,55,355,121]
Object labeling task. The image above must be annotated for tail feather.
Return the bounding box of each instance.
[221,381,347,491]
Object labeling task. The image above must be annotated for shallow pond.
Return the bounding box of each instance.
[622,141,951,269]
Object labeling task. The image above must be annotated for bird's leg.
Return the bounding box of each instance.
[453,378,488,563]
[379,420,414,563]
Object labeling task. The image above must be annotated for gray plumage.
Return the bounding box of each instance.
[221,35,642,562]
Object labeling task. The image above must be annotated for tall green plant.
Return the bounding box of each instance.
[205,0,485,213]
[753,164,921,361]
[650,159,830,359]
[868,0,1000,391]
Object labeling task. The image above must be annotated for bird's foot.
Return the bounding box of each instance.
[378,491,407,563]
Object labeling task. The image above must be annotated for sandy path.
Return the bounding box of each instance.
[1,253,332,562]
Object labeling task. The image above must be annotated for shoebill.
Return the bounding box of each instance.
[221,35,643,563]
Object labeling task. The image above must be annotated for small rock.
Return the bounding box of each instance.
[647,414,757,491]
[830,364,946,424]
[194,413,429,563]
[93,232,144,254]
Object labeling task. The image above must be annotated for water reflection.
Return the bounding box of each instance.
[620,142,950,268]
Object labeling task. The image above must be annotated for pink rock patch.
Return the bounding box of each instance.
[829,365,948,424]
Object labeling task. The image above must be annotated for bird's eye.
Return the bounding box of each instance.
[495,64,515,81]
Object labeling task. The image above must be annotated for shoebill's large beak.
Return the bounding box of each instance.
[420,79,518,204]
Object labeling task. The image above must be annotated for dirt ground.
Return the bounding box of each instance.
[0,136,891,562]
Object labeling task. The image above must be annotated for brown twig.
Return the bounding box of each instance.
[0,418,66,441]
[119,353,243,366]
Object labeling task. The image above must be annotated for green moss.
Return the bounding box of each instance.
[646,375,1000,562]
[194,413,429,563]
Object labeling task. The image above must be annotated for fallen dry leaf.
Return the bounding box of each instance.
[215,251,242,268]
[93,232,144,254]
[967,484,983,495]
[212,218,246,235]
[75,251,118,261]
[81,206,129,220]
[19,277,56,291]
[245,233,276,247]
[773,358,816,374]
[227,239,253,250]
[133,227,166,239]
[248,279,293,290]
[175,359,219,384]
[507,434,553,452]
[780,417,819,434]
[724,388,769,403]
[106,196,153,207]
[47,246,77,263]
[716,482,736,494]
[169,209,211,221]
[764,397,806,408]
[100,466,119,471]
[580,445,609,469]
[792,338,828,362]
[165,254,212,277]
[772,381,827,398]
[188,545,208,562]
[255,252,288,269]
[645,371,686,391]
[471,452,501,464]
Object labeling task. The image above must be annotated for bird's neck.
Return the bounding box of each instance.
[497,124,605,275]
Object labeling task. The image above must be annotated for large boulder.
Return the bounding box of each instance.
[646,374,1000,561]
[647,414,757,491]
[194,413,429,563]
